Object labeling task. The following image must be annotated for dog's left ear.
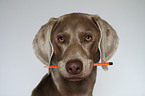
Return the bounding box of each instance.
[33,18,57,75]
[91,15,119,71]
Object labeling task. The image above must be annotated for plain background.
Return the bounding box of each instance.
[0,0,145,96]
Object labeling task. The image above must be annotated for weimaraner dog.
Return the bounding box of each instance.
[32,13,119,96]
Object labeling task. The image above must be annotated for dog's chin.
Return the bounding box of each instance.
[62,72,92,81]
[60,69,93,82]
[66,76,84,81]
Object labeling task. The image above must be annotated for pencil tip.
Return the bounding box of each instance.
[44,66,48,68]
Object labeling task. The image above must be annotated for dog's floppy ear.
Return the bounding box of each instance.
[92,15,119,71]
[33,18,57,74]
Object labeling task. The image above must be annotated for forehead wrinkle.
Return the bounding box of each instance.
[61,20,91,34]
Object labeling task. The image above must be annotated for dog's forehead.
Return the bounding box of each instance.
[57,14,96,33]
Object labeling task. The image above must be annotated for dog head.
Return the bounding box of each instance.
[33,13,119,81]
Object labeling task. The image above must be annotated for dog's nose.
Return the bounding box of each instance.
[66,60,83,75]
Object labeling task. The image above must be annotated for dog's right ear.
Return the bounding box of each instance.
[33,18,57,73]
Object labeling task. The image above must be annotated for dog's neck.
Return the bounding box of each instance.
[51,67,97,96]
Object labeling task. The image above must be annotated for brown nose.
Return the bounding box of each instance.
[66,60,83,75]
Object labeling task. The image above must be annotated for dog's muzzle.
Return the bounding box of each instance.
[57,53,93,81]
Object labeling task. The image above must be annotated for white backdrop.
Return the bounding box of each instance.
[0,0,145,96]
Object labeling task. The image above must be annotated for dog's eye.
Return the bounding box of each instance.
[58,36,65,43]
[85,35,92,41]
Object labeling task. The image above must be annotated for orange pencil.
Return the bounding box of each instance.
[47,65,57,68]
[94,62,113,66]
[44,62,113,68]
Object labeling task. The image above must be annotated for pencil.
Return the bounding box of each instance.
[45,65,57,68]
[44,62,113,68]
[93,62,113,66]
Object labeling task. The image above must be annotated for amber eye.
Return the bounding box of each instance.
[58,36,65,43]
[85,35,92,41]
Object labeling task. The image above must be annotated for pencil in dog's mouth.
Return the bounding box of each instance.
[44,62,113,68]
